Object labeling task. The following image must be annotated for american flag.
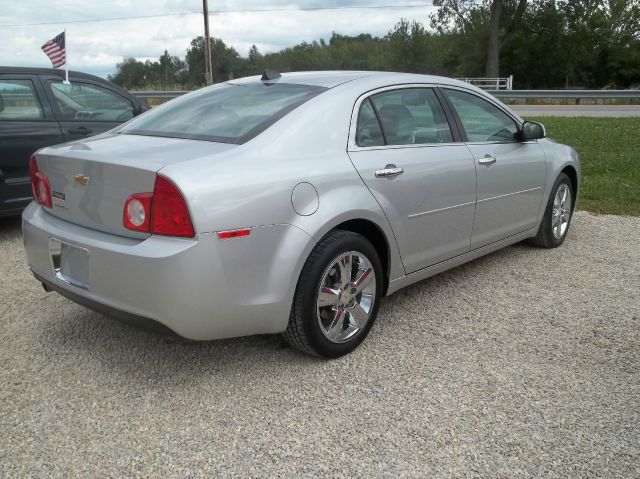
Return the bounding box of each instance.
[41,32,66,68]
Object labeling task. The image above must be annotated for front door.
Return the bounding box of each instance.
[348,87,477,274]
[443,88,547,249]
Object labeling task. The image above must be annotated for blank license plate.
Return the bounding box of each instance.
[50,238,90,289]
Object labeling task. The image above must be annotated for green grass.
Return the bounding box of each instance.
[526,117,640,216]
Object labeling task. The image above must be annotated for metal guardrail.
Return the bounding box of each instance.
[130,89,640,102]
[489,90,640,99]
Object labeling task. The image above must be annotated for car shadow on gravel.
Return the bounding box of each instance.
[33,240,537,379]
[36,303,319,379]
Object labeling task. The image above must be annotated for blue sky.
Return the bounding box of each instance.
[0,0,434,78]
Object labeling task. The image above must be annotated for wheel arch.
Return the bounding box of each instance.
[561,165,578,211]
[331,218,392,295]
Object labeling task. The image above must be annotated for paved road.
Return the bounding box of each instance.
[1,212,639,477]
[511,104,640,117]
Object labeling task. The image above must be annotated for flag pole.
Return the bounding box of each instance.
[63,29,70,84]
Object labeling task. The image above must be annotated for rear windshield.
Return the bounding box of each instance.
[118,82,326,144]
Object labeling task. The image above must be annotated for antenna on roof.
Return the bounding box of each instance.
[261,69,281,82]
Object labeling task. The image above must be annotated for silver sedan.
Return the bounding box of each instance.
[22,71,580,357]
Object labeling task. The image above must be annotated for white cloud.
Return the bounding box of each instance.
[0,0,435,77]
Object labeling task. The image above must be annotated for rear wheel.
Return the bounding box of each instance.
[530,173,574,248]
[283,230,383,358]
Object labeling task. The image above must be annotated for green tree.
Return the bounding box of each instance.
[185,36,244,86]
[431,0,528,78]
[109,58,148,89]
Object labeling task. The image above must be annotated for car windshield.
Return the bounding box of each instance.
[118,82,326,144]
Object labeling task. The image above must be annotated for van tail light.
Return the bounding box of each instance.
[123,175,195,238]
[29,154,52,208]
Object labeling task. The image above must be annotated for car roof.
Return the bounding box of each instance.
[229,70,479,90]
[0,65,109,81]
[0,65,142,105]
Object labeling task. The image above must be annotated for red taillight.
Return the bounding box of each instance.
[151,176,194,237]
[123,193,152,232]
[123,175,194,237]
[29,154,52,208]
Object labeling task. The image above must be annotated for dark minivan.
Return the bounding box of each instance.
[0,66,148,216]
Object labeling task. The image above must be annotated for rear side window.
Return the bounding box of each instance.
[355,99,384,147]
[369,88,453,146]
[119,83,327,144]
[0,80,43,120]
[444,89,518,142]
[50,81,134,122]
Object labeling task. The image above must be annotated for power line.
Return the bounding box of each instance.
[0,3,437,28]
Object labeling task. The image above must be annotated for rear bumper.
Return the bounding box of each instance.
[33,271,178,336]
[22,203,312,340]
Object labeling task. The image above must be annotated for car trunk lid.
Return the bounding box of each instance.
[36,133,235,238]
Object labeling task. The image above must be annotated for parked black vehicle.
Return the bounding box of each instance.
[0,66,149,216]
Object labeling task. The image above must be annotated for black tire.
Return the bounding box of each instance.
[283,230,383,358]
[530,172,574,248]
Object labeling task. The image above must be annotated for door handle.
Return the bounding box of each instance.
[68,127,93,135]
[375,165,404,178]
[478,155,497,165]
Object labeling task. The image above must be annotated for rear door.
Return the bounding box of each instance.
[348,86,476,274]
[41,75,135,142]
[0,74,64,213]
[442,88,547,249]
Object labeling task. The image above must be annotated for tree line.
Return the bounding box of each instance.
[109,0,639,90]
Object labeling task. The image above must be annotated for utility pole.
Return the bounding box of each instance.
[164,40,168,90]
[203,0,213,85]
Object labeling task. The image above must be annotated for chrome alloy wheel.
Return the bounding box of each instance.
[316,251,376,344]
[552,183,572,240]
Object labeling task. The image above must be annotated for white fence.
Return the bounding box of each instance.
[457,75,514,90]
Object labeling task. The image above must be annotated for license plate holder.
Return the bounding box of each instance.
[50,238,90,289]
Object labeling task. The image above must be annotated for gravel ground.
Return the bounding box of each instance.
[1,212,639,478]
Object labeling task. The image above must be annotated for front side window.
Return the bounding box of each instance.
[50,81,134,122]
[445,89,518,142]
[119,82,326,144]
[368,88,453,146]
[0,80,43,120]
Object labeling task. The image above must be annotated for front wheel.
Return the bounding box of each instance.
[283,230,383,358]
[530,173,574,248]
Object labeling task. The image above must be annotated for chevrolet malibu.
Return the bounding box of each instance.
[22,71,580,358]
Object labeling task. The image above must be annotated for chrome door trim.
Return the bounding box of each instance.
[347,82,448,151]
[438,84,525,128]
[477,186,543,204]
[477,156,497,165]
[348,83,531,151]
[352,142,462,152]
[408,201,475,219]
[374,166,404,178]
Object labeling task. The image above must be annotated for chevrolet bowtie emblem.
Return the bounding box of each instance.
[74,174,90,186]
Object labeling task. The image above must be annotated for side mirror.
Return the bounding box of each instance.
[136,104,152,116]
[521,121,545,140]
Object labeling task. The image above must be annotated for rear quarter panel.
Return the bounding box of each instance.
[159,86,406,285]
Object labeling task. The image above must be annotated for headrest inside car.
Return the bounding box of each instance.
[401,92,425,106]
